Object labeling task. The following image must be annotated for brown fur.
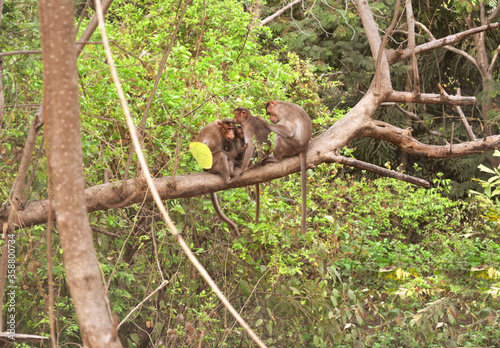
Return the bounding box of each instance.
[265,100,312,234]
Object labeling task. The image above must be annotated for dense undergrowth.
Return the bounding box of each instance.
[10,165,500,347]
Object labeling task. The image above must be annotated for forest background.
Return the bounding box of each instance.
[0,0,500,347]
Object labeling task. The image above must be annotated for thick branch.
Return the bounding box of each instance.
[386,91,476,105]
[361,120,500,158]
[1,130,433,229]
[387,22,500,65]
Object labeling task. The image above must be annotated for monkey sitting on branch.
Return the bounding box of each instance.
[264,100,312,235]
[195,118,244,236]
[233,107,274,224]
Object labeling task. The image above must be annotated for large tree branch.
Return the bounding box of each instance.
[0,80,496,230]
[386,91,476,105]
[361,120,500,158]
[387,22,500,65]
[1,116,432,229]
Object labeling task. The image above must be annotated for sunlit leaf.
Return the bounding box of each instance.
[189,142,213,169]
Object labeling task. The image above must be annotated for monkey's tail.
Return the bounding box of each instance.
[300,151,307,234]
[210,192,241,237]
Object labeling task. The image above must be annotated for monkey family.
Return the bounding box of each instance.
[196,100,312,235]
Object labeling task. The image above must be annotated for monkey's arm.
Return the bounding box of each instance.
[267,122,294,138]
[212,149,236,158]
[239,142,255,173]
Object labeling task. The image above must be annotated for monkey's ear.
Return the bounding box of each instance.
[269,100,277,107]
[241,110,247,117]
[217,120,223,128]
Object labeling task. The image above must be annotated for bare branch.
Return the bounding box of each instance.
[361,120,500,158]
[489,43,500,74]
[374,0,401,91]
[260,0,303,26]
[414,21,480,71]
[381,103,443,137]
[439,86,476,141]
[387,22,500,65]
[0,50,42,57]
[487,0,500,23]
[386,91,476,106]
[406,0,419,94]
[356,0,392,91]
[331,155,430,187]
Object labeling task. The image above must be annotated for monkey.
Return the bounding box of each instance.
[196,118,241,236]
[233,107,273,224]
[233,107,273,174]
[196,118,239,182]
[233,126,247,165]
[265,100,312,234]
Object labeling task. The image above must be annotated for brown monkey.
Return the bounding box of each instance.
[233,126,247,164]
[233,107,272,173]
[196,118,240,236]
[265,100,312,234]
[196,119,238,183]
[233,107,273,224]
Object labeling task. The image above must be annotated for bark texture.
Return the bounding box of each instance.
[39,0,122,346]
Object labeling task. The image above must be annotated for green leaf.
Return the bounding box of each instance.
[478,164,495,174]
[266,320,273,336]
[240,280,251,296]
[189,142,213,169]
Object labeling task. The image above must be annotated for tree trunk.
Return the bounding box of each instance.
[39,0,122,346]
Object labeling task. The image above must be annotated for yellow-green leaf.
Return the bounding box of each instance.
[189,142,212,169]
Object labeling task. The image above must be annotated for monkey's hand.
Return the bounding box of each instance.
[232,167,243,177]
[263,155,278,164]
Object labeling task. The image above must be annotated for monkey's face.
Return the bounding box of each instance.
[224,125,235,140]
[233,110,245,124]
[235,127,244,139]
[266,108,280,124]
[218,121,235,140]
[269,115,280,124]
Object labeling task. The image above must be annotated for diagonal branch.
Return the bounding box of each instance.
[260,0,303,26]
[356,0,393,93]
[487,1,500,23]
[387,22,500,65]
[381,103,443,137]
[414,21,480,71]
[439,86,476,141]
